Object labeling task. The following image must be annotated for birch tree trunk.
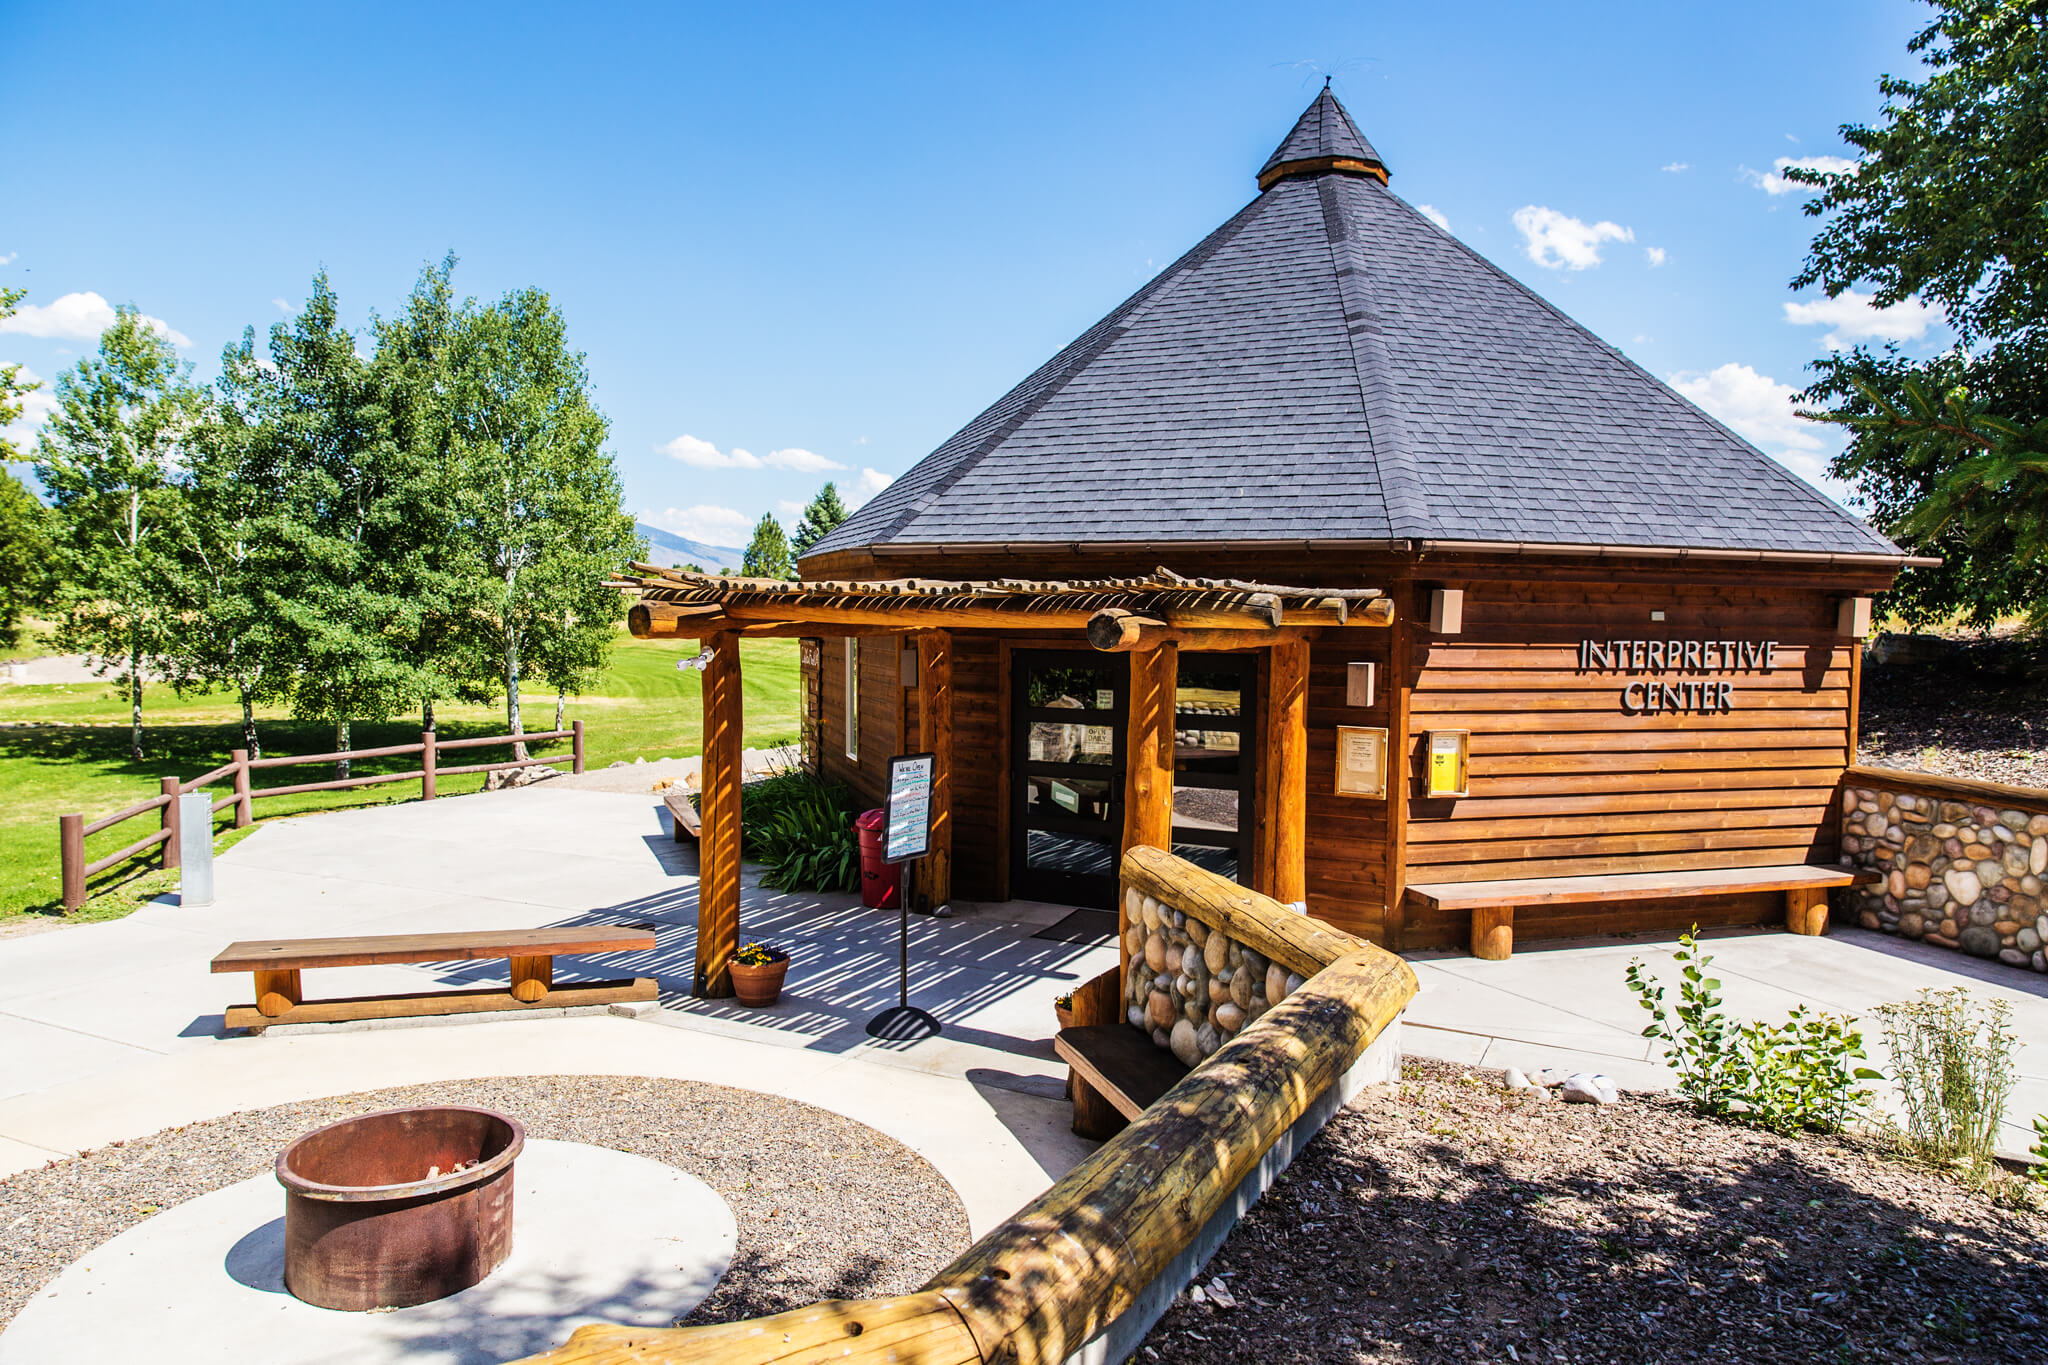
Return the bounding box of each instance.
[554,687,565,734]
[505,629,527,761]
[128,639,144,761]
[336,718,352,781]
[240,691,260,760]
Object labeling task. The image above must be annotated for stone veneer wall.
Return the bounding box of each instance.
[1123,886,1306,1067]
[1841,773,2048,973]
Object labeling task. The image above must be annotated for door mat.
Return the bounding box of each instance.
[1032,908,1118,945]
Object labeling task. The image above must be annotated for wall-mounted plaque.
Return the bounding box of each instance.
[1335,725,1388,799]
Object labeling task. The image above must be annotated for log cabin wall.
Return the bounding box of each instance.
[814,635,903,811]
[1302,626,1395,941]
[1396,573,1862,949]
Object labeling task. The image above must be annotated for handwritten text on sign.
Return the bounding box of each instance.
[1578,638,1779,716]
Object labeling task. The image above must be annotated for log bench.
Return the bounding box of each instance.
[1405,863,1881,961]
[212,927,659,1030]
[663,785,700,842]
[1055,1025,1190,1140]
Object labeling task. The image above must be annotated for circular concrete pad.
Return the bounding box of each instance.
[0,1139,734,1365]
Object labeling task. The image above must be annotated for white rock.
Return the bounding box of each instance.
[1561,1072,1619,1105]
[1533,1067,1572,1088]
[1503,1067,1535,1091]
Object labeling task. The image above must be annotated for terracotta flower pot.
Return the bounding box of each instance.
[1053,1001,1076,1032]
[730,955,790,1007]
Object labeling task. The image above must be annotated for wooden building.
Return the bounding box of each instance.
[629,90,1923,996]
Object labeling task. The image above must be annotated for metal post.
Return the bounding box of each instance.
[160,776,182,871]
[422,729,437,800]
[572,719,585,774]
[231,749,253,828]
[178,792,214,907]
[59,813,85,911]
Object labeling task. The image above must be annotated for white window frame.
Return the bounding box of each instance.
[844,637,860,760]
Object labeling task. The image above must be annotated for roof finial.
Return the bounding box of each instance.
[1324,75,1332,89]
[1258,86,1388,190]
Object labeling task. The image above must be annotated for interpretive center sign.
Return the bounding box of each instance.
[1578,638,1779,716]
[884,752,936,864]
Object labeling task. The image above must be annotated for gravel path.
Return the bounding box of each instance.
[0,1075,970,1333]
[1144,1058,2048,1365]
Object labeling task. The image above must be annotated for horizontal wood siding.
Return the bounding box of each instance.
[817,636,898,811]
[1400,579,1849,946]
[1303,628,1394,940]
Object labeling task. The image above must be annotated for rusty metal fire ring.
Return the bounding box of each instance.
[276,1104,525,1311]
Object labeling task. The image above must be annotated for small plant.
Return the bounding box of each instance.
[1627,929,1878,1133]
[1874,987,2017,1177]
[1053,991,1074,1011]
[2032,1115,2048,1187]
[727,770,859,893]
[734,941,787,967]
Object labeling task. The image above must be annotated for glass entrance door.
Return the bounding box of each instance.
[1010,651,1127,908]
[1171,654,1257,885]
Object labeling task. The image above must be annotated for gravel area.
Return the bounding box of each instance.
[0,1075,969,1332]
[1859,635,2048,789]
[1144,1058,2048,1365]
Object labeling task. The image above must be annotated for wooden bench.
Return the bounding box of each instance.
[212,927,659,1030]
[663,785,700,842]
[1405,863,1881,961]
[1055,1024,1191,1140]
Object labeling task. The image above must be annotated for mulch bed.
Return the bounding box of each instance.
[1859,636,2048,789]
[0,1075,970,1332]
[1143,1058,2048,1365]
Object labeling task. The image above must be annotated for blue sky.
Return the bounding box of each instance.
[2,1,1945,550]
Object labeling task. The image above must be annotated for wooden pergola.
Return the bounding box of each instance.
[620,566,1391,997]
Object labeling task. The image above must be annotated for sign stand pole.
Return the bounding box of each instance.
[865,751,942,1042]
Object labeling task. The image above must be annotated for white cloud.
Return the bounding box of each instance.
[272,297,292,314]
[1668,363,1826,455]
[1745,155,1857,196]
[657,433,844,472]
[0,252,16,265]
[1660,162,1689,173]
[776,499,805,518]
[1511,206,1633,270]
[0,291,191,347]
[1,366,56,452]
[849,467,896,508]
[1645,247,1667,267]
[1782,289,1942,349]
[1416,204,1450,232]
[638,504,752,545]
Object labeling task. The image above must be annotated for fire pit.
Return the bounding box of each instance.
[276,1105,524,1311]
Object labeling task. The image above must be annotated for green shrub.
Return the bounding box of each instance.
[1627,929,1879,1133]
[1874,987,2017,1177]
[742,768,859,893]
[2030,1115,2048,1187]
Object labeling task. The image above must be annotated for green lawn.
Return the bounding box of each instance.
[0,631,801,925]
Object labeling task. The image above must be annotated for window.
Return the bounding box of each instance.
[844,637,860,760]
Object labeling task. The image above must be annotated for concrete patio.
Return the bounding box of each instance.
[2,778,2044,1215]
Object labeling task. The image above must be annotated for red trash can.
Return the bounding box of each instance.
[855,809,901,909]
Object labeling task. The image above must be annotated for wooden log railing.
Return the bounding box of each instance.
[512,846,1417,1365]
[56,721,587,911]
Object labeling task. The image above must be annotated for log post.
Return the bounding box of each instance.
[696,630,744,998]
[421,729,437,801]
[254,968,302,1017]
[59,813,85,911]
[1471,905,1514,960]
[231,750,253,828]
[1786,886,1829,936]
[1121,643,1178,976]
[571,719,586,775]
[159,776,182,872]
[1266,637,1308,906]
[917,630,953,910]
[510,955,553,1002]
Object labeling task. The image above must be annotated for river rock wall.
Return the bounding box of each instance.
[1840,780,2048,973]
[1122,886,1304,1067]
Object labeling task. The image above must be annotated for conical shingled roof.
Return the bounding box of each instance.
[809,93,1900,563]
[1259,86,1385,181]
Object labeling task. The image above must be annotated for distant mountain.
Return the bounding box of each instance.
[636,523,745,573]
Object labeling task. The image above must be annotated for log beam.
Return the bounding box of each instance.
[917,629,953,910]
[1786,885,1830,936]
[1471,905,1514,960]
[1087,610,1323,653]
[1266,636,1309,905]
[696,630,743,998]
[1121,643,1178,969]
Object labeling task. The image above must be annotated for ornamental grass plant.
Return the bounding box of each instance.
[1873,987,2018,1179]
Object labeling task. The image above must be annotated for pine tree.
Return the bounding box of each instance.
[790,482,848,560]
[741,512,792,578]
[34,309,204,759]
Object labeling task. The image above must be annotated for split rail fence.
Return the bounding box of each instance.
[57,722,585,911]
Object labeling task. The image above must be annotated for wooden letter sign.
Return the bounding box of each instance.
[1335,726,1387,799]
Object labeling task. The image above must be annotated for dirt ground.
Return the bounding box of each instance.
[1859,633,2048,788]
[1142,1059,2048,1365]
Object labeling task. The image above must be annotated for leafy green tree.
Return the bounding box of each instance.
[34,308,203,758]
[1794,0,2048,626]
[741,512,792,578]
[446,287,640,757]
[1,289,55,646]
[789,481,847,561]
[264,274,420,777]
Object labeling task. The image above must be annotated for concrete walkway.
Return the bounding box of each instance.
[0,784,1114,1235]
[1404,924,2048,1152]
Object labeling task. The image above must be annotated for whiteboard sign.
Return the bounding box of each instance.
[884,752,936,864]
